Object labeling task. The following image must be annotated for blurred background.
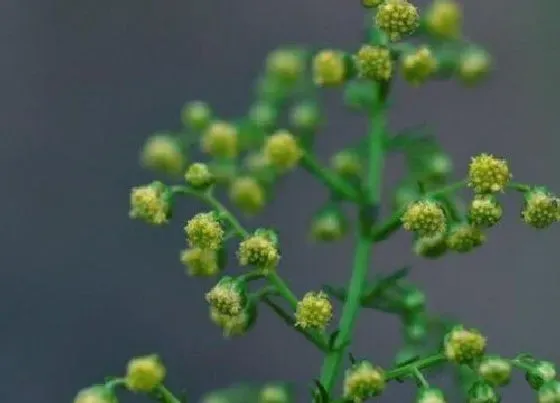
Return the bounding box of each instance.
[1,0,559,401]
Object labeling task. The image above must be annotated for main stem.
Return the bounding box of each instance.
[318,84,388,396]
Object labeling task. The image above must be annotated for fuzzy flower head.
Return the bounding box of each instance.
[237,232,280,271]
[521,188,559,229]
[290,102,321,131]
[74,387,117,403]
[180,248,220,277]
[181,101,212,131]
[263,130,303,172]
[539,381,560,403]
[468,381,499,403]
[417,388,446,403]
[354,45,392,81]
[478,356,512,387]
[425,0,462,39]
[210,307,250,338]
[229,176,266,214]
[249,102,278,131]
[313,50,347,87]
[184,212,224,250]
[125,354,166,392]
[331,150,362,177]
[141,134,185,176]
[468,195,503,228]
[201,121,238,159]
[265,48,305,83]
[402,46,438,86]
[468,153,511,194]
[444,326,486,364]
[458,49,492,86]
[414,233,448,259]
[184,162,214,190]
[205,277,247,316]
[446,223,485,253]
[375,0,420,41]
[343,361,386,402]
[310,210,347,242]
[402,200,447,238]
[294,291,333,330]
[259,384,290,403]
[527,361,557,390]
[129,182,171,226]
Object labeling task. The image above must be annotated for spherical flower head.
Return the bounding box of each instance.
[375,0,420,41]
[417,387,446,403]
[74,386,117,403]
[125,354,166,392]
[141,134,185,176]
[265,48,305,83]
[331,150,362,177]
[425,0,462,39]
[425,153,453,180]
[446,223,485,253]
[259,384,290,403]
[468,381,500,403]
[362,0,383,7]
[129,182,171,225]
[526,361,557,390]
[468,153,511,194]
[521,188,559,229]
[180,248,220,277]
[313,50,347,87]
[263,130,303,172]
[444,326,486,364]
[414,233,448,259]
[294,291,333,330]
[458,49,492,86]
[185,162,214,190]
[478,356,512,387]
[237,233,280,271]
[343,361,386,402]
[468,195,503,228]
[205,277,247,316]
[402,46,438,86]
[401,200,447,238]
[184,212,224,250]
[201,121,238,159]
[354,45,392,81]
[538,381,560,403]
[290,102,321,131]
[249,102,278,131]
[310,211,347,242]
[181,101,212,131]
[402,287,426,312]
[210,307,250,338]
[229,176,266,214]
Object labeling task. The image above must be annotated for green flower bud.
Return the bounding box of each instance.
[538,381,560,403]
[259,384,290,403]
[417,387,446,403]
[125,354,166,392]
[478,356,512,387]
[468,381,500,403]
[343,361,386,401]
[414,233,448,259]
[249,102,278,131]
[444,325,486,364]
[229,176,266,215]
[141,134,185,176]
[181,101,212,131]
[526,361,557,390]
[446,223,485,253]
[184,162,214,190]
[313,50,347,87]
[310,207,348,242]
[402,46,438,86]
[289,102,321,131]
[74,386,117,403]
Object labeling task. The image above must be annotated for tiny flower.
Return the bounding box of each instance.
[265,48,305,83]
[458,49,492,86]
[263,130,303,171]
[521,188,559,229]
[201,121,238,159]
[375,0,420,41]
[444,325,486,364]
[467,381,500,403]
[205,277,247,316]
[402,288,426,312]
[259,384,290,403]
[237,232,280,270]
[526,361,557,390]
[125,354,166,392]
[417,387,446,403]
[294,291,333,330]
[354,45,392,81]
[180,248,220,277]
[402,46,438,86]
[310,209,348,242]
[249,102,278,131]
[181,101,212,131]
[210,307,250,338]
[141,134,185,176]
[74,386,117,403]
[478,356,512,387]
[414,233,448,259]
[129,182,171,225]
[229,176,266,214]
[184,212,224,250]
[361,0,383,7]
[289,102,321,131]
[401,200,447,238]
[468,153,511,194]
[424,153,453,181]
[184,162,214,190]
[538,381,560,403]
[343,361,386,402]
[446,223,485,253]
[313,50,347,87]
[424,0,462,39]
[331,150,362,177]
[468,195,503,228]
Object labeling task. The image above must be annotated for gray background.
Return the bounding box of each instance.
[1,0,559,401]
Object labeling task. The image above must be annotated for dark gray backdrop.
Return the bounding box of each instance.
[1,0,559,402]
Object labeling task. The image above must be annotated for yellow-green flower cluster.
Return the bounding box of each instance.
[417,388,446,403]
[229,176,266,214]
[185,212,224,250]
[310,212,347,242]
[444,326,486,364]
[331,150,362,177]
[424,0,462,39]
[521,189,559,229]
[468,153,511,193]
[446,223,485,252]
[249,102,278,131]
[402,200,447,238]
[141,134,185,175]
[538,381,560,403]
[354,45,392,81]
[477,356,512,387]
[263,130,302,172]
[129,182,170,225]
[458,49,492,85]
[185,162,214,190]
[294,291,333,330]
[414,233,447,259]
[289,102,321,131]
[210,307,250,338]
[205,277,246,316]
[468,195,503,228]
[201,121,238,159]
[181,101,212,131]
[312,50,347,87]
[265,48,305,83]
[125,354,166,392]
[237,233,280,271]
[343,361,386,402]
[180,248,220,277]
[527,361,557,390]
[402,46,438,86]
[74,386,116,403]
[375,0,420,41]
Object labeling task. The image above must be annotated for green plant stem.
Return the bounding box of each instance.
[508,182,531,193]
[318,83,388,396]
[156,385,183,403]
[267,272,299,309]
[103,379,183,403]
[387,353,447,380]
